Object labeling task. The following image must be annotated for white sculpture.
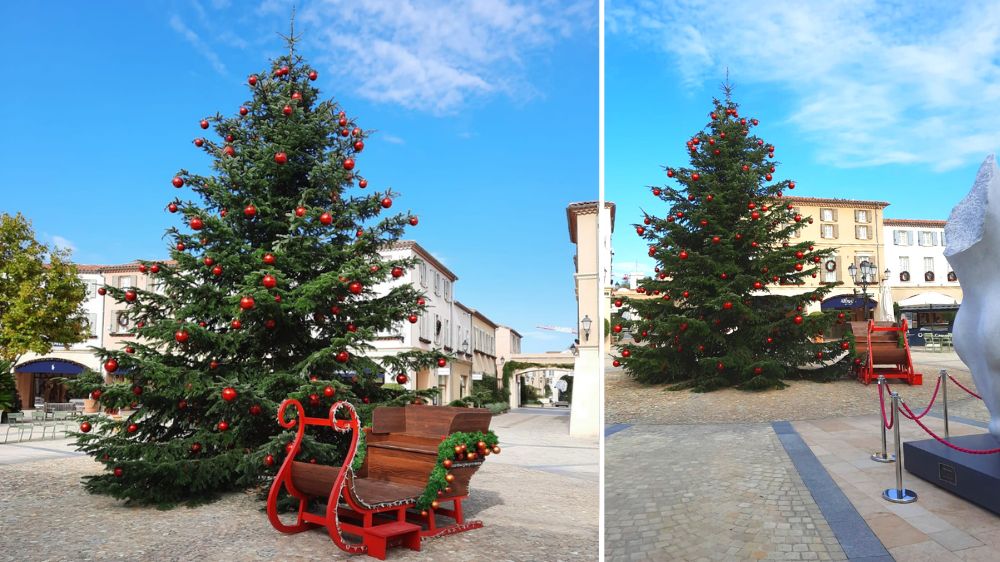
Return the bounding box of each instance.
[945,154,1000,440]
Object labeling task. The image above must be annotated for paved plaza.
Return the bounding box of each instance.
[606,351,1000,561]
[0,409,597,562]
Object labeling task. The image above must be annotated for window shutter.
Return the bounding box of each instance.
[835,256,842,282]
[932,232,939,246]
[833,225,839,238]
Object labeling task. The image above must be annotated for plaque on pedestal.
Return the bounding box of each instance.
[904,434,1000,515]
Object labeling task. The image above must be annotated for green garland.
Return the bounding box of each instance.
[416,430,499,510]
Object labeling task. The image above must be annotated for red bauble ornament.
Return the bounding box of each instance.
[753,281,763,290]
[240,296,255,310]
[323,386,336,398]
[336,351,350,363]
[217,421,229,432]
[282,104,292,116]
[124,290,137,302]
[319,212,333,225]
[230,319,242,330]
[125,346,135,354]
[264,319,276,330]
[104,358,118,373]
[621,349,631,358]
[395,373,409,385]
[132,385,143,396]
[794,214,803,222]
[221,387,237,402]
[189,217,204,230]
[342,158,355,171]
[212,265,223,276]
[841,342,850,350]
[793,315,804,325]
[437,358,447,367]
[679,250,689,260]
[176,242,185,251]
[408,314,418,323]
[294,206,307,218]
[391,267,404,278]
[612,359,621,367]
[613,324,623,333]
[723,302,733,310]
[652,188,661,196]
[79,421,92,433]
[666,168,675,178]
[194,138,204,147]
[354,140,364,152]
[264,454,275,466]
[244,204,257,218]
[381,197,392,208]
[126,423,138,434]
[636,226,645,235]
[200,119,209,129]
[172,176,184,188]
[262,274,277,289]
[209,360,219,370]
[751,211,761,220]
[274,152,287,164]
[691,173,700,181]
[308,70,318,80]
[249,404,262,416]
[349,281,363,294]
[150,264,160,274]
[113,467,124,478]
[97,287,107,296]
[175,330,189,343]
[765,174,772,181]
[358,178,368,189]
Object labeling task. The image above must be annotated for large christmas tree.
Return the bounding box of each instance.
[73,37,446,506]
[614,88,849,391]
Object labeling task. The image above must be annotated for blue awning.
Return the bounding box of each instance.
[821,295,877,311]
[14,359,86,375]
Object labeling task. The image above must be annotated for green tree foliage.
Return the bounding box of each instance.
[72,43,446,506]
[614,90,849,391]
[0,212,88,365]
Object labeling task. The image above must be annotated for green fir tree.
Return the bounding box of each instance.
[72,38,446,506]
[614,87,850,391]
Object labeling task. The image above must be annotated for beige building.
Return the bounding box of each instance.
[469,309,499,381]
[779,196,892,320]
[565,201,613,437]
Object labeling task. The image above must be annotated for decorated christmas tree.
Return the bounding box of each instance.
[73,35,447,506]
[613,86,850,391]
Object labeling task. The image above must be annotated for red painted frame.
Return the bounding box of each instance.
[857,318,921,385]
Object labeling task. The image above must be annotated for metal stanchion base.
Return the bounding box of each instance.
[871,452,896,463]
[882,488,918,503]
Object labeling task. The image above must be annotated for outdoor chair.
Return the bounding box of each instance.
[940,334,954,351]
[3,412,30,443]
[49,411,72,437]
[924,333,941,352]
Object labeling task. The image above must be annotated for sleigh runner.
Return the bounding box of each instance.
[266,398,496,560]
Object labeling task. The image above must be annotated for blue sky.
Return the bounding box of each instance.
[0,0,597,354]
[607,0,1000,280]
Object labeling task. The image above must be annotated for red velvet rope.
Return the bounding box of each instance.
[900,400,1000,455]
[947,374,982,400]
[889,376,941,421]
[878,382,894,429]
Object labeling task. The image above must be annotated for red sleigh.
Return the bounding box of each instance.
[265,399,492,559]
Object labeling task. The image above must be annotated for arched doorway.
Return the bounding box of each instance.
[13,358,88,410]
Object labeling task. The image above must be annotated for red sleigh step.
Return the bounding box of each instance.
[265,399,492,559]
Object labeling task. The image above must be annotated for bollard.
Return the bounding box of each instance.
[871,375,895,463]
[941,369,950,439]
[882,392,918,504]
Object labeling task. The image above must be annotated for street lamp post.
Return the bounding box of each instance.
[847,261,888,321]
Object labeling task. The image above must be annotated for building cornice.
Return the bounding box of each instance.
[567,201,616,243]
[884,219,947,228]
[785,196,890,209]
[386,240,458,281]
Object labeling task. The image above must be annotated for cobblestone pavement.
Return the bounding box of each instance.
[0,411,597,562]
[606,424,847,561]
[606,350,986,425]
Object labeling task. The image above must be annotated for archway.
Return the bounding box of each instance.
[513,367,574,408]
[13,358,89,410]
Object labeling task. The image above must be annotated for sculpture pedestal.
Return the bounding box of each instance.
[904,435,1000,515]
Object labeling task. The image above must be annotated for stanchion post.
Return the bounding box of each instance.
[941,369,950,439]
[872,375,895,463]
[882,392,917,504]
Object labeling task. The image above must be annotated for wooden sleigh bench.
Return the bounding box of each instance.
[266,399,493,560]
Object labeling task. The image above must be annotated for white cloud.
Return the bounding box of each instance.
[169,14,228,75]
[379,133,405,145]
[608,0,1000,171]
[49,235,76,253]
[300,0,594,114]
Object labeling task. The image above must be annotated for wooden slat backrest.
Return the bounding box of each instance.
[447,411,492,434]
[401,405,491,437]
[289,461,340,498]
[365,447,437,488]
[371,407,406,434]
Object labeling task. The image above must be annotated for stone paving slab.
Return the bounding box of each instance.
[0,411,597,562]
[793,415,1000,561]
[606,423,848,561]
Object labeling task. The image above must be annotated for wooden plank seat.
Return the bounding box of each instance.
[266,399,493,559]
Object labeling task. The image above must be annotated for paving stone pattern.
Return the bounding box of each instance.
[606,424,847,561]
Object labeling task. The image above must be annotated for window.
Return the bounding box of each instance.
[434,272,441,296]
[822,256,838,283]
[855,225,870,240]
[924,257,935,278]
[444,319,451,347]
[820,208,836,222]
[918,231,938,246]
[941,230,947,247]
[114,312,130,333]
[418,261,428,287]
[85,281,99,299]
[118,276,135,289]
[443,280,451,302]
[899,257,910,278]
[419,313,429,340]
[87,313,98,337]
[855,210,869,223]
[893,230,913,245]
